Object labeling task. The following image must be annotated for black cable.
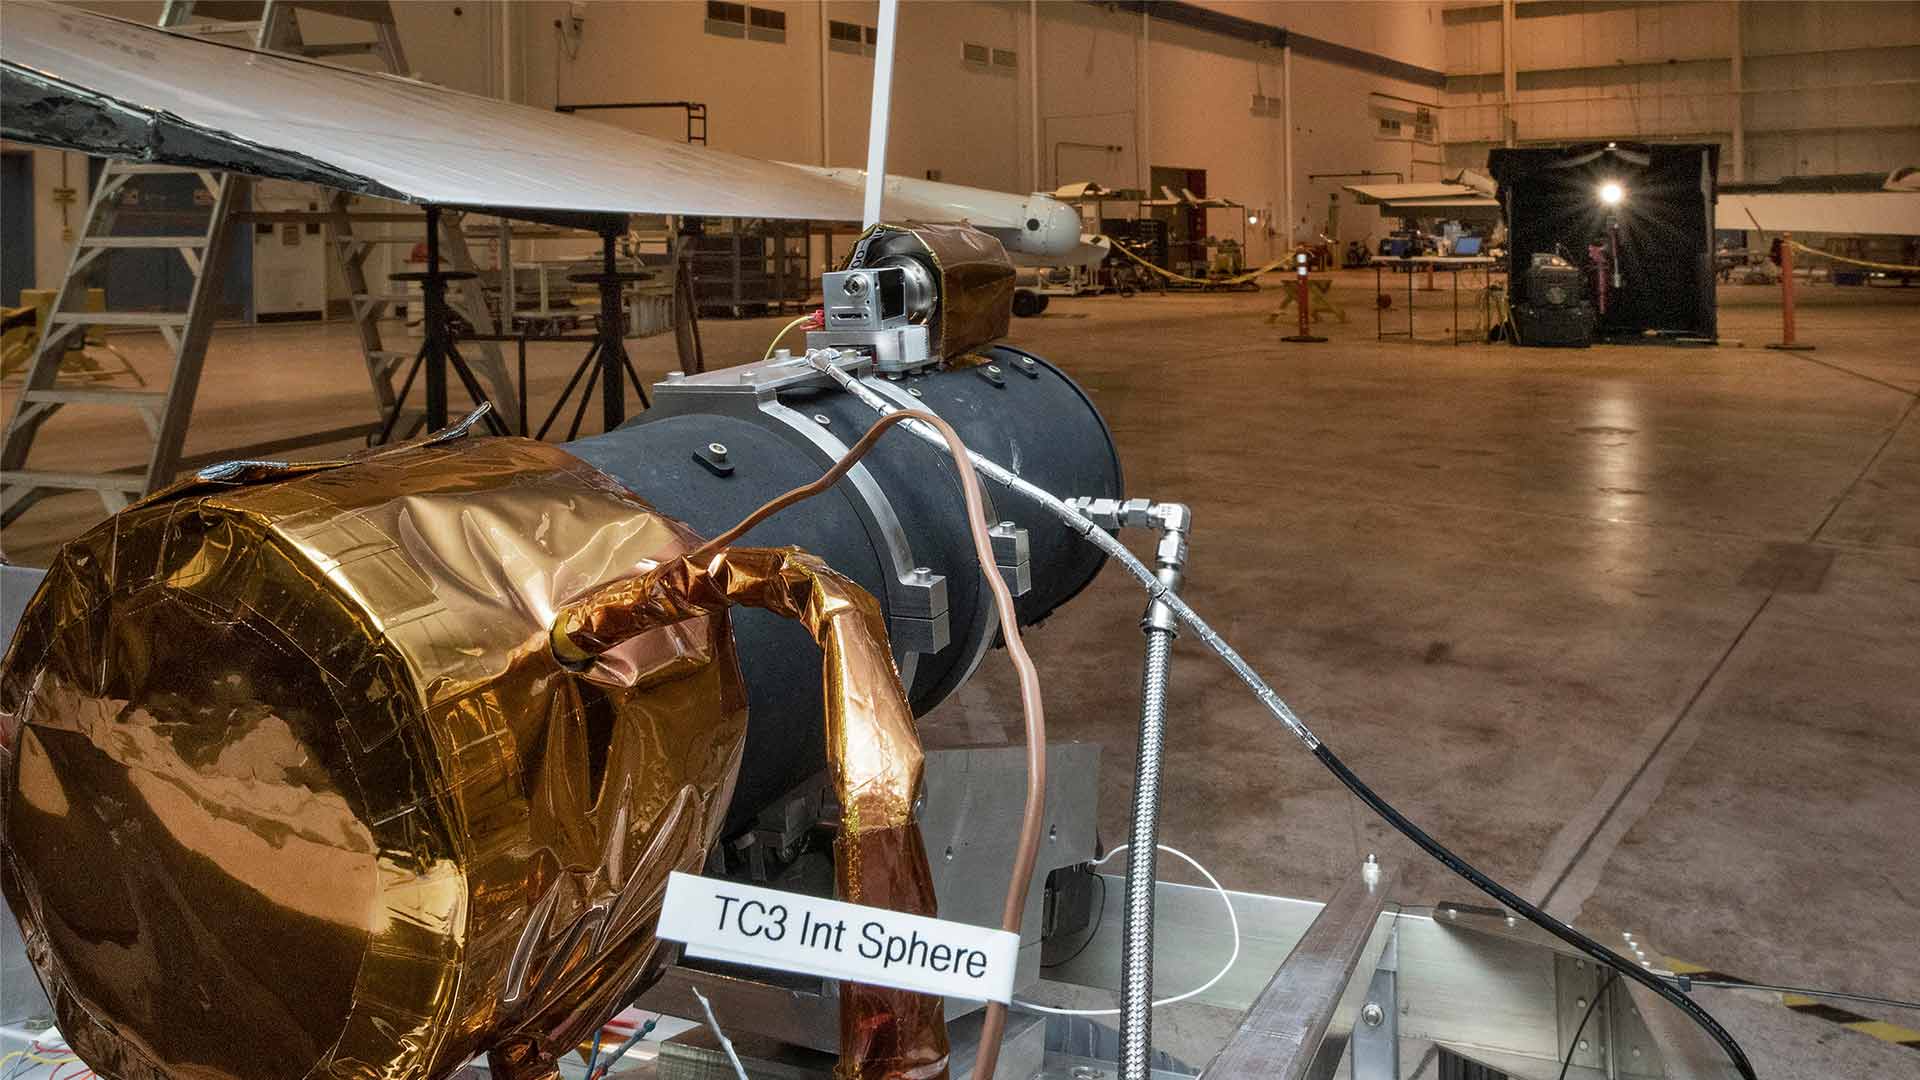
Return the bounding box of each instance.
[1681,979,1920,1012]
[1313,746,1758,1080]
[1558,972,1620,1080]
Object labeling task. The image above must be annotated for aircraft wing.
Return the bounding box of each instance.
[1344,182,1499,208]
[0,0,1073,250]
[1344,181,1501,223]
[1717,192,1920,237]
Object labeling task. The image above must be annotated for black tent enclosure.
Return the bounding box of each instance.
[1490,142,1719,344]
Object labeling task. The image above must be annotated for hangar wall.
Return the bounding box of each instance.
[512,0,1448,259]
[22,0,1444,268]
[1441,0,1920,182]
[32,0,1911,289]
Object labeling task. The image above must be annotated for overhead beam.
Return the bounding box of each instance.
[1095,1,1447,90]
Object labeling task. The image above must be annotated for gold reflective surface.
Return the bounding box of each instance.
[554,548,950,1080]
[1,435,747,1080]
[846,224,1015,361]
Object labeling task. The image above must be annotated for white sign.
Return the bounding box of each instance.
[658,871,1021,1003]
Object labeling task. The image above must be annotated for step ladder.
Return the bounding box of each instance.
[0,0,512,528]
[0,143,244,525]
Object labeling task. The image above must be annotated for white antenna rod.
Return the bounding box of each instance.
[862,0,900,228]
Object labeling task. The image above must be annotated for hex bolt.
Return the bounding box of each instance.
[1361,1002,1384,1028]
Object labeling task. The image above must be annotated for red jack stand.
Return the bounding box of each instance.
[1282,251,1328,343]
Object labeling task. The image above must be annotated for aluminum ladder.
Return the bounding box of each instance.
[0,0,514,527]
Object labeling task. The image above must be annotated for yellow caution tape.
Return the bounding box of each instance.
[1096,235,1292,286]
[1785,239,1920,274]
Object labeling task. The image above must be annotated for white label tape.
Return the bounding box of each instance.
[657,871,1021,1004]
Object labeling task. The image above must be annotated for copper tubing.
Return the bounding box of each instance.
[555,408,1047,1080]
[696,408,1050,1080]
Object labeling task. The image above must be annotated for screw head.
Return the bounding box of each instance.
[1577,1039,1590,1052]
[1361,1002,1385,1028]
[987,363,1002,373]
[707,442,728,457]
[813,413,831,425]
[907,387,923,397]
[843,274,866,295]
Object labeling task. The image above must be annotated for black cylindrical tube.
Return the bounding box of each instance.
[565,348,1121,830]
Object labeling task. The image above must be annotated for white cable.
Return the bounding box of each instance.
[1011,843,1240,1017]
[689,987,748,1080]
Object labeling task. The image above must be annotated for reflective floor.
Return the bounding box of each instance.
[3,276,1916,1078]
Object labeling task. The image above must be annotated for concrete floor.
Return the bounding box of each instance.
[3,273,1916,1078]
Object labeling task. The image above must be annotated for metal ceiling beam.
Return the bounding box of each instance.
[1094,1,1447,90]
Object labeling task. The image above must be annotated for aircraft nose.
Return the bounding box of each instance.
[1022,196,1085,259]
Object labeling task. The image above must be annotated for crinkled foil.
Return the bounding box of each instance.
[0,434,748,1080]
[846,223,1014,361]
[554,549,951,1080]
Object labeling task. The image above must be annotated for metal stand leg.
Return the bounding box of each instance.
[1376,264,1383,341]
[537,225,653,439]
[379,205,508,443]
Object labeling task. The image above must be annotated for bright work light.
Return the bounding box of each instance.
[1599,181,1625,206]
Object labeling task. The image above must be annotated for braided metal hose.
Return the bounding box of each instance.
[1121,625,1175,1080]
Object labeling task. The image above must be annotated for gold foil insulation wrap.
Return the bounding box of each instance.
[845,223,1015,361]
[553,549,951,1080]
[0,435,748,1080]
